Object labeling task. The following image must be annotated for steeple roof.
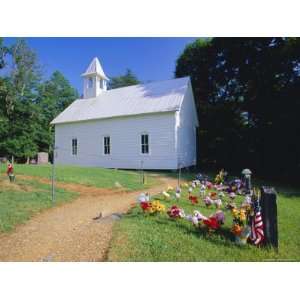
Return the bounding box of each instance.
[81,57,109,80]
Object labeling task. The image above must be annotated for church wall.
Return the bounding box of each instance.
[176,81,198,168]
[54,111,178,170]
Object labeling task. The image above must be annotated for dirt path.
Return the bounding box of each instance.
[0,175,179,262]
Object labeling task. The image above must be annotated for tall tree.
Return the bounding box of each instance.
[108,69,140,89]
[0,39,42,162]
[0,38,10,157]
[36,71,79,152]
[176,38,300,180]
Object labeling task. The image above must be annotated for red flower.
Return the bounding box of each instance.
[140,202,151,211]
[167,205,183,218]
[189,195,198,205]
[203,217,220,230]
[206,182,213,189]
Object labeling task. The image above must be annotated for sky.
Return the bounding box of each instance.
[4,37,197,94]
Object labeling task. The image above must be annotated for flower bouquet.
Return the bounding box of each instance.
[162,191,170,200]
[214,169,226,185]
[202,210,225,232]
[140,200,165,215]
[230,207,251,244]
[189,195,198,205]
[185,210,207,226]
[167,205,185,219]
[204,196,213,207]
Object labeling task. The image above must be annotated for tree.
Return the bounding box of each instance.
[0,39,42,162]
[108,69,140,89]
[36,71,79,153]
[175,38,300,180]
[0,38,10,157]
[0,38,79,162]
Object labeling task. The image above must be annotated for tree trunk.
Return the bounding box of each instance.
[26,157,30,164]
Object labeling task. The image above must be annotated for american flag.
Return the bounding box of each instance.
[250,200,264,245]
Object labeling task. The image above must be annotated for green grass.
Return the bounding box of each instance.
[13,164,157,190]
[108,183,300,261]
[0,163,157,232]
[0,174,78,232]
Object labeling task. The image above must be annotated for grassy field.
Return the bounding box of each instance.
[0,174,77,232]
[108,181,300,262]
[12,164,157,191]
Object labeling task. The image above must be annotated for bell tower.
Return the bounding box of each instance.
[81,57,108,99]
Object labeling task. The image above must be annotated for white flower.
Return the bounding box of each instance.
[229,192,236,199]
[137,193,147,203]
[214,198,222,208]
[191,216,199,226]
[194,210,208,221]
[218,192,225,198]
[179,209,185,218]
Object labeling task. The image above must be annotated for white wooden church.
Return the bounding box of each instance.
[51,57,198,170]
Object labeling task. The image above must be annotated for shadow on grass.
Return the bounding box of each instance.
[146,213,241,249]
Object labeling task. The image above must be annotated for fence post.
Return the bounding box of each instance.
[140,160,144,185]
[260,186,278,249]
[178,163,181,187]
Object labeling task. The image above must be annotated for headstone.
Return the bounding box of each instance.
[37,152,49,164]
[260,186,278,249]
[0,157,7,163]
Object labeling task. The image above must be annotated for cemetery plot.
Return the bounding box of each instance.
[108,170,300,262]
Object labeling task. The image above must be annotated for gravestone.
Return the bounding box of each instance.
[260,186,278,249]
[37,152,49,164]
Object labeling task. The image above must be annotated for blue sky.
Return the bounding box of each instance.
[4,37,197,94]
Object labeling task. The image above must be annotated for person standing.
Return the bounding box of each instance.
[7,162,15,182]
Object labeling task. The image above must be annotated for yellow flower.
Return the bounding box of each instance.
[150,200,165,213]
[232,208,239,218]
[239,209,246,221]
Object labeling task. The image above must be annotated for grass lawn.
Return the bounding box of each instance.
[0,174,77,232]
[12,164,157,191]
[108,181,300,261]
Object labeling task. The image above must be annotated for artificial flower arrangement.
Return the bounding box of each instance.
[138,170,265,248]
[167,205,185,219]
[203,194,222,209]
[214,169,226,184]
[140,200,166,214]
[206,181,213,189]
[162,191,171,200]
[186,210,225,232]
[229,200,252,244]
[137,193,165,215]
[189,195,199,205]
[175,186,181,200]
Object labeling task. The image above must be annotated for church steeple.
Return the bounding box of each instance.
[81,57,108,99]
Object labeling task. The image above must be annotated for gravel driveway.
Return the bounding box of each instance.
[0,175,179,261]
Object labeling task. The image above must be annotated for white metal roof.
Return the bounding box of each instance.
[81,57,109,80]
[51,77,190,125]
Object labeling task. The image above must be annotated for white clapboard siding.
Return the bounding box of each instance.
[55,111,178,169]
[176,80,198,168]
